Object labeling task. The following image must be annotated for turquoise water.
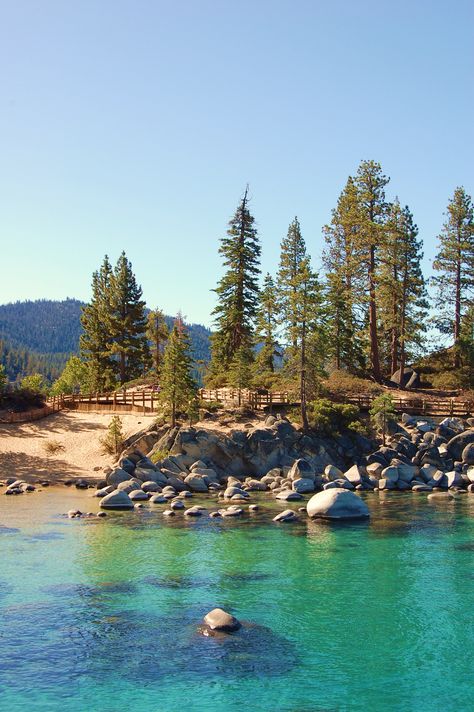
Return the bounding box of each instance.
[1,489,474,712]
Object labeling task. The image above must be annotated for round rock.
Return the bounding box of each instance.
[203,608,241,632]
[306,488,370,520]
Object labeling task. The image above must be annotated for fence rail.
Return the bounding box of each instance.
[1,387,471,424]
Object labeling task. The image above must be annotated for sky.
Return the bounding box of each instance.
[0,0,473,327]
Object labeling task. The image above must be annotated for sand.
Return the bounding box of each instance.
[0,411,153,483]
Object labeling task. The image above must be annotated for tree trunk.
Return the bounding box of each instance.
[369,245,382,381]
[454,243,461,368]
[300,313,309,432]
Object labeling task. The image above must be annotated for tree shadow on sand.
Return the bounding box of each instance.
[0,411,109,439]
[0,450,85,482]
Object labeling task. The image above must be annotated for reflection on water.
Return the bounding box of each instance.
[1,488,474,711]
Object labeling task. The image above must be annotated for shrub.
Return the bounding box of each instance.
[150,448,169,464]
[369,394,397,445]
[43,439,65,456]
[100,416,124,455]
[307,398,361,435]
[323,370,383,397]
[430,371,464,391]
[20,373,48,395]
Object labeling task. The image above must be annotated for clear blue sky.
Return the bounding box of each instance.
[1,0,472,327]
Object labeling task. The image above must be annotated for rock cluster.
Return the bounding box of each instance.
[97,415,474,511]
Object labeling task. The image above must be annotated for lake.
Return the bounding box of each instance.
[1,488,474,711]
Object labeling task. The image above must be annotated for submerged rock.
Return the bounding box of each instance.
[306,488,370,520]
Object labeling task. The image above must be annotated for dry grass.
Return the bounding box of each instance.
[42,439,65,456]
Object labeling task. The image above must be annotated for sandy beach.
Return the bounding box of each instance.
[0,411,152,483]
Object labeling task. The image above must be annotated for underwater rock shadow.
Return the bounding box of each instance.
[0,602,299,688]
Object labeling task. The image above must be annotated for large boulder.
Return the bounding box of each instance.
[288,458,315,481]
[100,489,134,510]
[184,474,208,493]
[307,488,370,520]
[390,367,421,389]
[447,430,474,461]
[106,468,132,487]
[462,443,474,465]
[343,464,365,486]
[292,477,315,494]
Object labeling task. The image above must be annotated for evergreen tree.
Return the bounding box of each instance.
[370,393,397,445]
[208,186,261,384]
[146,308,169,375]
[432,187,474,367]
[228,344,254,405]
[80,255,115,391]
[254,273,280,385]
[323,177,365,371]
[378,201,428,378]
[0,364,7,393]
[160,314,197,426]
[50,356,90,395]
[459,305,474,386]
[353,160,390,381]
[108,252,151,384]
[277,217,325,430]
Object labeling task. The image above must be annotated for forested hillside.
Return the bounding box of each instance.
[0,299,211,383]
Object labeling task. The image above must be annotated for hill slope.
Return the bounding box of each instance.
[0,299,211,382]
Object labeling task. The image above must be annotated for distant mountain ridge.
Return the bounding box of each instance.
[0,299,211,382]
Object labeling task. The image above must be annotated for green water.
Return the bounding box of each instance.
[1,489,474,712]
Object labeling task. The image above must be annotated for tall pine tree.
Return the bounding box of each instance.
[207,186,261,385]
[432,187,474,367]
[108,252,150,384]
[323,177,365,371]
[146,308,169,376]
[277,217,325,430]
[378,201,428,378]
[353,160,390,382]
[160,315,197,426]
[80,255,115,391]
[253,273,280,385]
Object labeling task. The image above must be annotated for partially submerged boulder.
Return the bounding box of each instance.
[100,489,134,510]
[307,488,370,520]
[203,608,241,632]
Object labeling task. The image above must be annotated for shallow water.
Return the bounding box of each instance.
[1,488,474,711]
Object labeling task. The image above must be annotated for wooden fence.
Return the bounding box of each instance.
[1,387,471,424]
[343,395,474,417]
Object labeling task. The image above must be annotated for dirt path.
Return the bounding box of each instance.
[0,411,153,483]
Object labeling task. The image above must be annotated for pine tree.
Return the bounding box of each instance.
[228,344,254,405]
[0,364,7,393]
[254,273,280,386]
[208,186,261,384]
[353,160,390,381]
[277,217,325,430]
[432,187,474,367]
[108,252,151,384]
[159,315,197,426]
[146,308,169,375]
[323,178,366,371]
[80,255,116,391]
[378,201,428,378]
[459,305,474,386]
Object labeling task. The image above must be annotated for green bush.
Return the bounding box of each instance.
[100,416,124,456]
[307,398,361,435]
[150,448,169,464]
